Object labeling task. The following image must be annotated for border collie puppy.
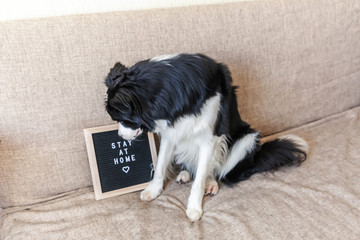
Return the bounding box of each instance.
[104,53,308,221]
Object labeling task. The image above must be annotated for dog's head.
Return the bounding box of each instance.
[105,62,153,140]
[104,54,212,139]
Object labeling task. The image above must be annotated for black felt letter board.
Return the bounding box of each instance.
[84,124,157,200]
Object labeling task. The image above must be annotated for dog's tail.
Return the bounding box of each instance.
[220,134,308,184]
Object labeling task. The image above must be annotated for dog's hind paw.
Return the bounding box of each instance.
[176,170,190,184]
[205,179,219,196]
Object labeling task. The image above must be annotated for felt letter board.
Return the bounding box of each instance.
[84,124,157,200]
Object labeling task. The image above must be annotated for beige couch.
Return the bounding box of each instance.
[1,0,360,239]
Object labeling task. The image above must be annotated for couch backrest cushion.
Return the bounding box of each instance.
[1,0,360,207]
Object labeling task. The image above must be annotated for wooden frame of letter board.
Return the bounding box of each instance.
[84,124,157,200]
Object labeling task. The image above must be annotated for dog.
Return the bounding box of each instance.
[104,53,308,221]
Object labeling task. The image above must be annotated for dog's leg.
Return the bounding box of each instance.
[186,141,215,221]
[140,138,174,201]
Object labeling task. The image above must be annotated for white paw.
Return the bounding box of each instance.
[186,208,203,222]
[205,179,219,196]
[140,184,163,201]
[176,170,190,184]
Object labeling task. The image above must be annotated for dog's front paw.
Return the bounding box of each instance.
[186,208,203,222]
[140,183,163,201]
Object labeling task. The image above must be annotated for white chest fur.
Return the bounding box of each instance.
[154,94,227,175]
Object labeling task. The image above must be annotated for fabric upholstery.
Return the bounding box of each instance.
[1,107,360,239]
[1,0,360,208]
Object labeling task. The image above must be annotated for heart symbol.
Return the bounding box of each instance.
[122,166,130,174]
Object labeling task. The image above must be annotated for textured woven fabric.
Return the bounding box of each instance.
[1,107,360,239]
[1,0,360,207]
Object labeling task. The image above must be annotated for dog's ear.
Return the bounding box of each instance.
[105,62,128,87]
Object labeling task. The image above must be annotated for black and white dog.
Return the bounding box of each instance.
[104,53,308,221]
